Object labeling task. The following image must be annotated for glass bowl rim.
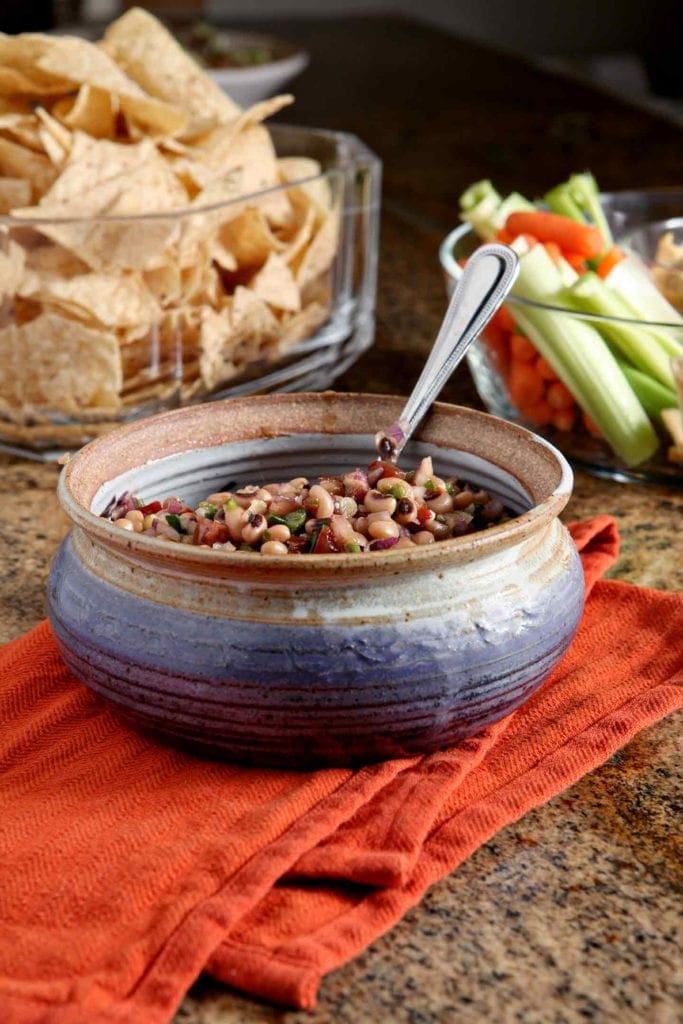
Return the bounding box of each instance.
[0,166,337,229]
[440,222,683,332]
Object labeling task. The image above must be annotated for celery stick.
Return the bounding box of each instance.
[615,360,678,422]
[459,180,534,241]
[569,173,614,249]
[544,184,586,223]
[565,272,676,389]
[491,191,535,231]
[460,180,501,212]
[511,245,659,466]
[606,253,683,340]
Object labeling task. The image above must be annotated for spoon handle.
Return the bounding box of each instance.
[375,243,519,461]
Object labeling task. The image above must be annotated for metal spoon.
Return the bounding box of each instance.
[374,243,519,462]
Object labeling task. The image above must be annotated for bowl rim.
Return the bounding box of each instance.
[440,221,683,331]
[58,392,574,578]
[0,129,335,228]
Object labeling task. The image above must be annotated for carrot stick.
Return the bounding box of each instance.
[510,333,537,362]
[562,250,589,273]
[491,305,516,333]
[547,381,575,411]
[544,241,563,264]
[596,245,625,279]
[509,361,544,405]
[494,228,515,245]
[505,211,603,258]
[518,399,554,426]
[552,408,576,432]
[535,355,558,381]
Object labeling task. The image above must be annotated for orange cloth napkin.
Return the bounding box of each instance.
[0,516,681,1023]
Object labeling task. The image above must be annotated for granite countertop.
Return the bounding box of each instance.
[1,14,682,1024]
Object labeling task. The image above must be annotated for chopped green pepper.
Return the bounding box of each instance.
[165,513,183,533]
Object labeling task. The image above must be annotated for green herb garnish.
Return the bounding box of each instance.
[345,542,362,553]
[425,479,437,494]
[199,502,217,520]
[224,498,238,510]
[284,509,308,534]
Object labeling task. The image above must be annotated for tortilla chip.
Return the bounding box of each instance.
[0,177,31,214]
[102,8,240,134]
[36,134,156,206]
[142,263,182,307]
[295,205,341,290]
[278,156,332,220]
[249,253,301,313]
[0,312,122,414]
[189,124,291,226]
[279,300,330,346]
[198,306,234,390]
[59,85,117,139]
[279,192,316,264]
[19,270,161,331]
[226,94,294,137]
[25,244,89,278]
[218,206,285,268]
[0,136,56,198]
[33,34,186,138]
[35,106,71,151]
[0,239,26,297]
[0,65,64,97]
[15,145,187,271]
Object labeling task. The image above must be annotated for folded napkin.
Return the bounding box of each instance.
[0,516,680,1023]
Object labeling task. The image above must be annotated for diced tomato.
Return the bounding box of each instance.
[139,501,162,515]
[312,526,340,553]
[367,460,405,482]
[197,521,232,546]
[417,506,432,525]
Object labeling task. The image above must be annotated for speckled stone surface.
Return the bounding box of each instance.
[2,15,682,1024]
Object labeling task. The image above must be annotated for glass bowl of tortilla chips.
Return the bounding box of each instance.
[0,9,381,458]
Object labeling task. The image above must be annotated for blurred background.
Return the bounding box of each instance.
[2,0,681,121]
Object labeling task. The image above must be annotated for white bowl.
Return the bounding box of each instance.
[202,31,309,107]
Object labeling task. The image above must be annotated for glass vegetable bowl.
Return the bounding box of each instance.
[0,125,381,460]
[439,193,683,485]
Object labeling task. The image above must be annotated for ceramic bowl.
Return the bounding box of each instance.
[200,31,309,107]
[47,393,584,767]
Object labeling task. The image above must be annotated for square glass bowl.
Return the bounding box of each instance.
[440,191,683,485]
[0,125,381,459]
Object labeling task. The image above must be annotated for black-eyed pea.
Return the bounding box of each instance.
[413,530,435,545]
[395,497,417,524]
[425,516,450,538]
[242,513,268,545]
[124,509,145,531]
[367,518,400,540]
[225,507,245,543]
[267,524,291,543]
[452,489,475,509]
[260,540,289,556]
[396,536,416,548]
[376,476,411,499]
[305,484,335,519]
[364,489,397,514]
[288,477,309,492]
[426,491,454,514]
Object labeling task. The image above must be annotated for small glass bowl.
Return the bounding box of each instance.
[439,197,683,485]
[0,124,381,460]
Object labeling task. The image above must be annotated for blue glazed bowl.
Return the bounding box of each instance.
[47,392,584,767]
